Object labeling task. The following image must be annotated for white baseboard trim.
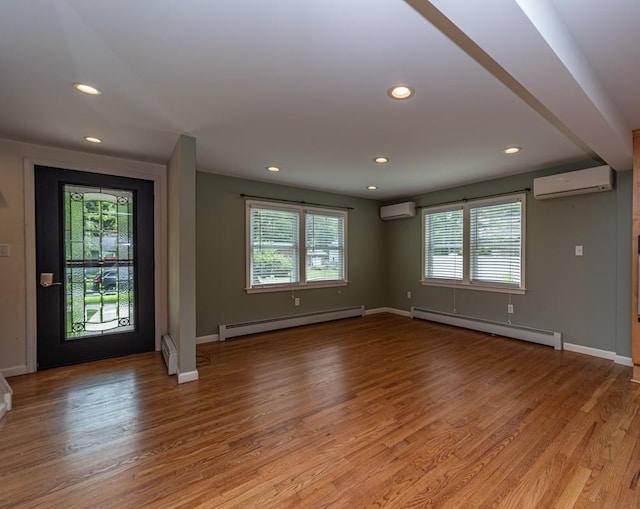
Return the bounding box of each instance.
[196,334,220,344]
[564,343,632,366]
[364,307,386,315]
[615,355,634,367]
[1,365,29,377]
[365,307,411,317]
[563,342,615,360]
[177,370,199,384]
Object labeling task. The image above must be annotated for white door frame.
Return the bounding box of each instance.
[23,157,167,373]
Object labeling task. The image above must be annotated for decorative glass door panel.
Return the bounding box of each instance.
[64,184,135,339]
[36,165,154,370]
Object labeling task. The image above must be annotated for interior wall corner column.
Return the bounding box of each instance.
[631,129,640,382]
[167,134,198,383]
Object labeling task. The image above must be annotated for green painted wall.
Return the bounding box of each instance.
[196,173,387,337]
[385,161,632,355]
[196,162,632,357]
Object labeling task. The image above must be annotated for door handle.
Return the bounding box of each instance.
[40,273,62,287]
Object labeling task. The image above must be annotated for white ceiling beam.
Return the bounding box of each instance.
[405,0,633,170]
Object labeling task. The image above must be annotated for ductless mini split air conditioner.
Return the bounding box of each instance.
[380,201,416,220]
[533,165,613,200]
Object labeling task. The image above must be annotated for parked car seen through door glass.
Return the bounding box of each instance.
[92,268,132,293]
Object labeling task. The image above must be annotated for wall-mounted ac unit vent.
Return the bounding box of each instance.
[380,201,416,220]
[161,335,177,375]
[533,165,613,200]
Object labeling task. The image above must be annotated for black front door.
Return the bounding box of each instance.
[35,165,155,370]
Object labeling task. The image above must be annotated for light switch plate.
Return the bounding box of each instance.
[0,244,9,257]
[575,245,583,256]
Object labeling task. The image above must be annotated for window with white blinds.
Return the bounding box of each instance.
[424,207,463,281]
[247,201,347,291]
[249,206,299,287]
[470,200,522,286]
[422,193,526,292]
[305,212,345,282]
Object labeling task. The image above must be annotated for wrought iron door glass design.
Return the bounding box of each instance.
[64,184,135,339]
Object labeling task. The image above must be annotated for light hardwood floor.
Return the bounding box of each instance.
[2,313,640,508]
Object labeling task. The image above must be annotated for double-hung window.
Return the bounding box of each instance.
[423,206,464,281]
[422,193,526,292]
[247,200,347,291]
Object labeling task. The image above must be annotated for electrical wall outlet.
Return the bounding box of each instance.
[294,297,300,306]
[508,304,514,314]
[407,291,412,299]
[0,244,9,257]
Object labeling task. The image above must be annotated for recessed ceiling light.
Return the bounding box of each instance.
[74,83,102,96]
[266,166,280,172]
[388,85,413,100]
[374,157,389,164]
[503,146,521,154]
[84,136,102,144]
[367,185,378,190]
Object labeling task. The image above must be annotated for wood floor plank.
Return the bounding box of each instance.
[2,313,640,508]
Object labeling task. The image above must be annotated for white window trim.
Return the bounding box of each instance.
[421,193,526,294]
[245,200,348,293]
[420,203,464,284]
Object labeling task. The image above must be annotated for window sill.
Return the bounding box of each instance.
[420,279,526,295]
[246,281,348,294]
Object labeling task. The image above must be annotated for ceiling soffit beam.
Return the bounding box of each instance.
[405,0,632,170]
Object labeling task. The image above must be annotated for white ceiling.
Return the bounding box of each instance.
[0,0,637,199]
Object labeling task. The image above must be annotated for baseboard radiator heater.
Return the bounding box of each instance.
[161,335,178,375]
[0,372,13,421]
[219,305,365,341]
[411,307,562,350]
